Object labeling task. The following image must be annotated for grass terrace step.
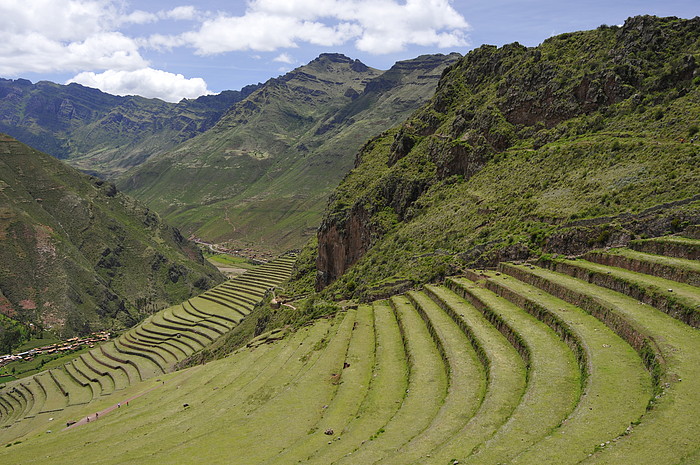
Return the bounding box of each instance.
[39,371,69,411]
[77,354,117,395]
[22,379,46,418]
[335,295,448,465]
[99,340,156,382]
[109,325,325,461]
[86,351,130,390]
[305,300,408,465]
[262,304,376,464]
[200,292,257,311]
[447,277,581,464]
[206,287,259,305]
[159,312,355,464]
[380,290,486,465]
[424,285,527,464]
[480,270,651,464]
[192,295,250,317]
[586,248,700,286]
[629,236,700,260]
[86,318,328,464]
[127,328,184,363]
[159,309,223,341]
[114,337,169,374]
[184,299,243,325]
[147,313,214,348]
[50,367,91,406]
[4,388,28,422]
[71,357,112,397]
[501,263,700,464]
[540,257,700,328]
[16,384,34,419]
[174,303,234,332]
[2,392,23,423]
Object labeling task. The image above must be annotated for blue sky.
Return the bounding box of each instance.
[1,0,697,102]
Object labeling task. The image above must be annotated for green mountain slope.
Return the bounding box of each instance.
[0,79,259,178]
[309,15,700,299]
[120,53,460,252]
[0,134,224,344]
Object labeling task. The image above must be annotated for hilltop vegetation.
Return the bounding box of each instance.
[0,134,224,348]
[120,53,460,252]
[0,79,259,178]
[310,15,700,300]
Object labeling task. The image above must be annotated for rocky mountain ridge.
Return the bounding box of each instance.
[310,15,700,299]
[0,78,260,178]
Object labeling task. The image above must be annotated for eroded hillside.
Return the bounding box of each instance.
[0,134,224,344]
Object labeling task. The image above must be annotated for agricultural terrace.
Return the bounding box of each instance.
[0,238,698,464]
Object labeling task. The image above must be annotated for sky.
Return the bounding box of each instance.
[0,0,697,102]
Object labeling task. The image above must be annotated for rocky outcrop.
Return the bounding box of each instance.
[316,207,374,290]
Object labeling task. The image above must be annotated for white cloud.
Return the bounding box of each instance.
[273,53,295,64]
[0,0,149,74]
[162,6,200,21]
[181,0,469,55]
[68,68,212,102]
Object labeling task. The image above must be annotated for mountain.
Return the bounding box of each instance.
[119,53,461,252]
[307,15,700,300]
[0,79,260,178]
[0,134,224,345]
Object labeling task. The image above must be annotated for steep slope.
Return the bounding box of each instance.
[0,134,224,343]
[0,79,259,178]
[120,53,460,251]
[311,15,700,298]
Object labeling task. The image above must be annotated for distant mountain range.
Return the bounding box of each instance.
[119,53,461,251]
[0,78,260,178]
[0,53,460,253]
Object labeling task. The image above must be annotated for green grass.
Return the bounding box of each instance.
[587,248,700,286]
[379,290,486,464]
[565,258,700,311]
[305,300,408,464]
[262,304,376,464]
[206,253,258,270]
[448,277,581,464]
[417,285,528,464]
[333,295,448,464]
[482,269,651,464]
[508,264,700,464]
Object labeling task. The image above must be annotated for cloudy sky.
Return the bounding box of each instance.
[1,0,696,102]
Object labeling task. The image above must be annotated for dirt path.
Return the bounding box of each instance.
[62,382,164,431]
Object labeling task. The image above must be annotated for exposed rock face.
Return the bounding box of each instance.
[316,207,373,290]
